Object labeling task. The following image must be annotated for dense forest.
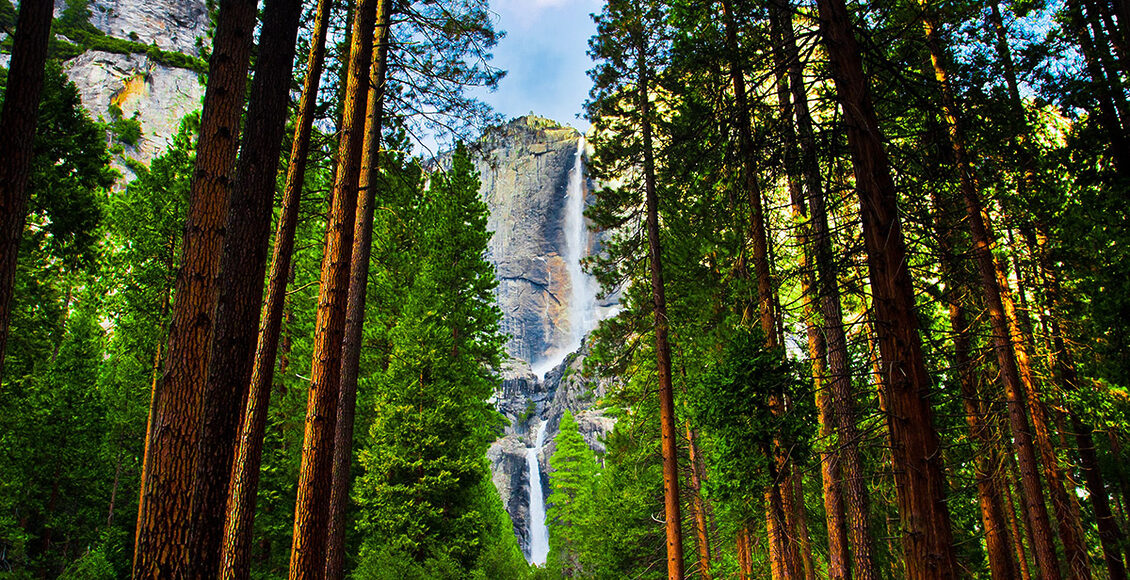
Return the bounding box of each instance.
[0,0,1128,578]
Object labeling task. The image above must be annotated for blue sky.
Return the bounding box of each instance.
[476,0,603,132]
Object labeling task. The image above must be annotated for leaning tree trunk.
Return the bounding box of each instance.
[218,0,334,576]
[324,1,394,577]
[0,0,54,377]
[687,423,714,579]
[188,0,303,573]
[918,7,1066,579]
[131,0,258,575]
[287,0,378,574]
[927,177,1017,580]
[771,2,879,577]
[635,23,686,580]
[717,4,801,576]
[812,0,958,576]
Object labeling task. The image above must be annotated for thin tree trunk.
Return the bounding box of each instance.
[687,423,713,580]
[635,23,686,579]
[773,4,879,577]
[929,187,1017,579]
[0,0,53,377]
[132,0,258,574]
[812,0,957,576]
[1001,454,1034,580]
[1065,0,1130,175]
[717,5,797,576]
[324,1,393,576]
[737,526,754,580]
[287,0,378,573]
[918,7,1064,579]
[189,0,304,572]
[1027,226,1128,580]
[219,0,333,576]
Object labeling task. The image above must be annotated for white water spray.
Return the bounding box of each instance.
[526,420,550,565]
[531,136,599,379]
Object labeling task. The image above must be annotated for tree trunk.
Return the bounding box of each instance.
[218,0,333,576]
[917,7,1064,579]
[0,0,53,377]
[131,0,258,575]
[928,181,1017,580]
[635,23,686,577]
[737,526,754,580]
[686,423,713,579]
[1027,226,1128,580]
[1066,0,1130,175]
[324,1,393,577]
[716,5,799,576]
[812,0,957,576]
[188,0,303,572]
[287,0,378,574]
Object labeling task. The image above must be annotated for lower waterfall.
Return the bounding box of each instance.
[526,420,550,565]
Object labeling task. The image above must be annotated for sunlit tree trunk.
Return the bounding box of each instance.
[917,7,1065,579]
[132,0,258,574]
[219,0,334,577]
[635,20,686,578]
[189,0,304,572]
[288,0,378,574]
[686,423,713,579]
[324,1,393,576]
[812,0,957,575]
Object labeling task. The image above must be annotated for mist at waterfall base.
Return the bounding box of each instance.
[525,420,550,565]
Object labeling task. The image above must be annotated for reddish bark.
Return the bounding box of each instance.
[132,0,258,574]
[219,0,334,577]
[813,0,958,575]
[287,0,379,574]
[324,1,394,576]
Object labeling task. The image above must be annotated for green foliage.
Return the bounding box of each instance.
[107,104,143,148]
[545,411,599,577]
[49,0,207,72]
[355,144,509,575]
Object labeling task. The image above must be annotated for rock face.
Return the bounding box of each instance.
[476,117,619,558]
[63,51,204,164]
[54,0,209,56]
[475,116,584,368]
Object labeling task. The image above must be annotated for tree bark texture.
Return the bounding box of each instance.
[636,23,686,580]
[813,0,958,576]
[219,0,334,576]
[287,0,378,574]
[131,0,258,575]
[0,0,54,377]
[324,1,393,576]
[189,0,304,573]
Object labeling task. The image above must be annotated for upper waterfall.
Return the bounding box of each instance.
[531,136,598,378]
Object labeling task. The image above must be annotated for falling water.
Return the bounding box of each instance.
[532,136,598,379]
[526,420,550,565]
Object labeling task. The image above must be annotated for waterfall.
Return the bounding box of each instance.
[526,420,550,565]
[532,136,598,379]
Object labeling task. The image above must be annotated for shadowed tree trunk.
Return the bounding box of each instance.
[218,0,334,576]
[188,0,304,572]
[687,422,713,579]
[131,0,258,575]
[917,7,1064,579]
[287,0,378,574]
[0,0,54,377]
[812,0,958,576]
[324,0,394,576]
